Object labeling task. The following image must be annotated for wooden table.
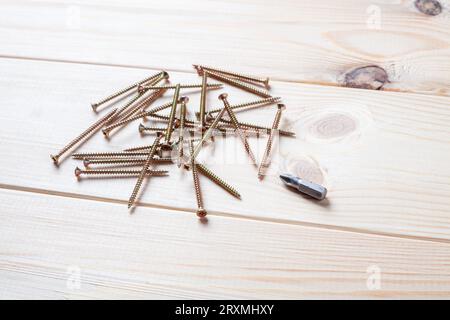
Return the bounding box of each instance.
[1,0,450,299]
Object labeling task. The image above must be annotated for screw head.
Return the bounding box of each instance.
[174,118,181,128]
[102,128,109,138]
[91,103,98,112]
[50,154,59,165]
[277,103,286,111]
[193,65,203,75]
[179,96,189,104]
[138,123,146,134]
[162,71,170,80]
[197,208,207,218]
[218,93,228,101]
[74,166,82,177]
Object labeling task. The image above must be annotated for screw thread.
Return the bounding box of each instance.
[194,64,269,86]
[73,151,150,159]
[51,108,117,164]
[76,168,168,176]
[84,157,173,167]
[91,71,165,110]
[189,141,205,215]
[178,101,187,164]
[164,84,181,144]
[128,135,162,208]
[196,164,241,199]
[204,96,281,115]
[199,73,208,129]
[205,70,271,98]
[139,83,222,90]
[216,117,294,137]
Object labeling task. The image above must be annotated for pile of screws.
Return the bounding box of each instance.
[51,65,293,217]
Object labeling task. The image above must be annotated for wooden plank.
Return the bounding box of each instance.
[1,58,450,241]
[1,188,450,299]
[0,0,449,95]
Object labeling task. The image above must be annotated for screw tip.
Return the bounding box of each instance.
[197,208,207,218]
[50,154,59,165]
[74,166,82,177]
[218,93,228,101]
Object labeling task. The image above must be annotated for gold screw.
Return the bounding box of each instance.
[75,167,168,177]
[199,72,208,133]
[207,114,295,137]
[205,70,271,98]
[162,84,181,149]
[257,104,286,179]
[83,157,173,168]
[189,140,207,218]
[91,71,168,111]
[50,108,117,165]
[72,151,152,159]
[202,96,281,116]
[138,82,222,92]
[196,164,241,199]
[194,64,270,87]
[177,96,188,167]
[219,93,258,167]
[128,134,163,209]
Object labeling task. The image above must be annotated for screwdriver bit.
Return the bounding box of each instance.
[279,173,327,200]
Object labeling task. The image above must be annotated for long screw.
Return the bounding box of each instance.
[128,134,162,209]
[73,151,153,159]
[83,157,173,168]
[205,70,271,98]
[138,83,222,92]
[177,96,188,167]
[202,96,281,116]
[51,108,117,165]
[162,84,181,148]
[257,104,286,179]
[207,115,295,137]
[219,93,258,167]
[199,72,208,133]
[196,164,241,199]
[189,140,207,218]
[194,64,269,87]
[188,106,227,163]
[75,167,168,177]
[91,71,167,111]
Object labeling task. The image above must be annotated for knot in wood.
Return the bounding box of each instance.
[343,66,388,90]
[415,0,442,16]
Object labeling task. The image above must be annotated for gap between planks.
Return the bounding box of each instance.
[0,54,425,96]
[2,182,450,247]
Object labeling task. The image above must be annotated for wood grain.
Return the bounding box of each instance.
[1,57,449,242]
[0,0,449,95]
[1,189,450,299]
